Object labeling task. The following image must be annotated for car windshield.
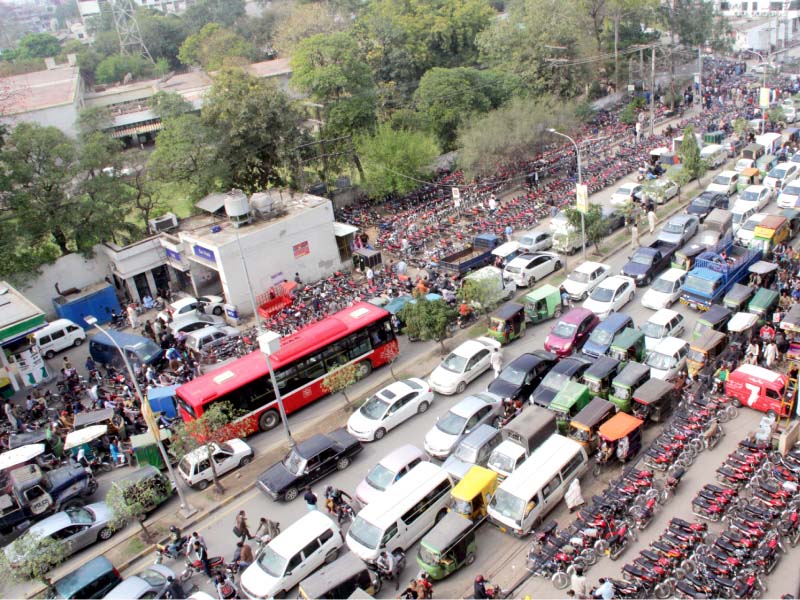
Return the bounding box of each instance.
[499,364,528,385]
[454,443,478,462]
[488,452,516,474]
[651,277,676,293]
[440,353,467,373]
[348,517,382,550]
[687,348,706,363]
[692,196,711,208]
[740,218,759,231]
[551,322,577,339]
[360,395,390,420]
[589,328,614,346]
[768,167,787,178]
[282,449,305,476]
[736,160,751,169]
[139,569,167,587]
[437,411,467,435]
[489,489,525,522]
[616,186,632,196]
[712,175,730,185]
[631,254,652,265]
[256,545,288,577]
[568,271,590,283]
[65,507,93,525]
[540,369,569,391]
[685,275,718,295]
[647,351,677,371]
[663,221,684,233]
[365,463,396,491]
[640,321,665,339]
[784,184,800,196]
[590,286,615,302]
[740,190,759,202]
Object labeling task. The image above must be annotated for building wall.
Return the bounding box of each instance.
[3,101,80,138]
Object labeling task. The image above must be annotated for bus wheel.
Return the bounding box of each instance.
[259,410,280,431]
[356,361,372,379]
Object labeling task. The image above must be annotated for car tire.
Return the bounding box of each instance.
[373,428,386,441]
[45,350,55,359]
[527,276,536,287]
[259,409,280,432]
[337,457,351,470]
[98,527,115,541]
[324,548,339,564]
[74,337,84,347]
[239,455,252,467]
[212,306,223,316]
[417,401,429,414]
[195,479,209,491]
[456,381,466,394]
[283,487,299,502]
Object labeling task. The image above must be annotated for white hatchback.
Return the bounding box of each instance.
[705,170,739,197]
[777,180,800,208]
[641,269,686,310]
[640,308,685,351]
[428,337,500,395]
[610,182,643,206]
[737,185,772,210]
[177,439,254,490]
[562,261,611,301]
[646,336,689,381]
[347,378,433,442]
[503,252,561,287]
[582,276,636,320]
[764,163,800,191]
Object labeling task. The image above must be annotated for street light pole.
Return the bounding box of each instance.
[547,128,586,260]
[742,49,768,134]
[84,316,196,517]
[257,331,295,448]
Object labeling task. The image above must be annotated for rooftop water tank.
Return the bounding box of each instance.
[225,189,251,228]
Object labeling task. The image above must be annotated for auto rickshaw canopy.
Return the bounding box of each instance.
[73,408,116,429]
[728,311,759,334]
[723,283,755,311]
[781,303,800,332]
[419,511,475,556]
[739,167,760,183]
[450,465,497,520]
[690,329,727,353]
[749,261,778,277]
[524,284,561,321]
[598,412,644,442]
[612,361,650,389]
[632,378,674,406]
[571,397,616,429]
[693,305,732,339]
[748,287,779,315]
[299,552,374,600]
[608,328,645,362]
[550,381,591,414]
[491,302,525,322]
[584,356,621,382]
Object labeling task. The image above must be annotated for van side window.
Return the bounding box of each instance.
[51,329,65,341]
[400,480,450,525]
[301,537,321,558]
[541,474,562,499]
[319,528,333,544]
[561,453,585,480]
[287,552,303,573]
[39,335,52,345]
[66,325,79,333]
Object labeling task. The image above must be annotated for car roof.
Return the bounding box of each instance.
[170,297,197,310]
[295,433,335,458]
[103,576,153,599]
[376,444,427,471]
[653,336,688,353]
[744,185,768,193]
[648,308,680,326]
[451,393,499,416]
[668,214,696,225]
[29,509,76,537]
[619,182,638,189]
[560,307,595,324]
[717,170,737,176]
[575,261,608,273]
[508,254,537,267]
[53,556,116,596]
[598,275,630,289]
[552,356,591,374]
[453,339,492,357]
[507,352,550,370]
[597,312,632,330]
[268,511,339,556]
[655,268,686,283]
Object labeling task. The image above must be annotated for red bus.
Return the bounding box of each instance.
[175,302,398,434]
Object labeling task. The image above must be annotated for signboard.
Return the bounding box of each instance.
[193,244,216,262]
[14,347,47,387]
[760,87,771,109]
[165,249,181,262]
[576,184,589,213]
[293,241,310,258]
[627,84,635,92]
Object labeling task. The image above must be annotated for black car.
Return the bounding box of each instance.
[602,206,626,233]
[256,429,363,501]
[487,350,559,403]
[530,356,592,408]
[686,191,728,222]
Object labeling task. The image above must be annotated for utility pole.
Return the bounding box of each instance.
[650,46,656,136]
[698,45,703,104]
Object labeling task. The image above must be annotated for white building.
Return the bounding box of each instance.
[77,0,196,21]
[714,2,800,49]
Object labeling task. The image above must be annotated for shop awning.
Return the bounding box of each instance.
[111,121,163,139]
[333,222,358,237]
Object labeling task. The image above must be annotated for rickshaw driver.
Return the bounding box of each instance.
[376,550,400,590]
[616,435,629,461]
[459,302,472,319]
[598,440,614,463]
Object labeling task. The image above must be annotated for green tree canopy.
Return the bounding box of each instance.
[136,8,189,69]
[106,479,158,542]
[272,2,349,55]
[150,91,194,120]
[95,54,153,84]
[183,0,247,33]
[0,531,69,589]
[565,204,608,253]
[678,124,706,181]
[178,23,255,71]
[398,298,455,352]
[355,123,440,198]
[16,33,61,59]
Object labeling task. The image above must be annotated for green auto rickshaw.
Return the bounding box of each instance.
[417,512,478,580]
[607,328,646,365]
[723,283,755,313]
[582,356,622,400]
[608,361,650,414]
[487,302,526,345]
[524,284,562,324]
[549,381,592,433]
[748,287,779,324]
[567,397,617,455]
[131,428,173,470]
[691,305,732,341]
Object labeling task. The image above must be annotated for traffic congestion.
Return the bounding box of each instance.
[6,54,800,600]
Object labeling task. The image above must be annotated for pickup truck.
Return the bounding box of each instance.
[438,233,501,277]
[486,407,557,480]
[679,243,763,310]
[0,463,98,534]
[621,241,679,286]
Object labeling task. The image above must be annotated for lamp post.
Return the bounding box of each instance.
[257,331,295,448]
[547,128,587,260]
[742,49,768,134]
[84,315,196,517]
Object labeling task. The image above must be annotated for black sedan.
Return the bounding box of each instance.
[530,356,592,408]
[488,350,559,403]
[686,191,728,222]
[256,429,363,501]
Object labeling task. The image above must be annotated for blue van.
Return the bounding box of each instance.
[47,556,122,599]
[88,330,164,368]
[580,312,634,359]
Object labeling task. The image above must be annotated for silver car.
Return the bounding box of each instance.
[423,392,503,459]
[104,564,177,599]
[4,502,117,564]
[657,214,699,246]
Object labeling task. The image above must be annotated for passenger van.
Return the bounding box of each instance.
[756,132,783,155]
[725,364,792,418]
[240,511,344,600]
[487,434,588,536]
[346,462,452,561]
[46,556,122,599]
[700,144,726,169]
[89,330,164,368]
[31,319,86,359]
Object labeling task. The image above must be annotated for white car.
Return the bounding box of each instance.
[582,276,636,320]
[354,444,429,505]
[428,337,500,395]
[646,336,689,381]
[423,392,503,459]
[737,185,772,210]
[184,325,241,354]
[169,313,225,334]
[158,295,226,323]
[177,439,254,489]
[549,210,570,231]
[640,308,685,351]
[705,170,739,197]
[641,269,687,310]
[562,261,611,302]
[763,163,800,191]
[734,158,755,173]
[642,179,679,204]
[777,180,800,208]
[517,229,553,252]
[502,252,562,287]
[610,182,643,206]
[346,378,433,441]
[735,212,768,245]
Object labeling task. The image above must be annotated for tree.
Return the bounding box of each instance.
[16,33,61,59]
[136,8,188,69]
[0,531,69,590]
[170,401,250,493]
[106,480,160,542]
[182,0,247,33]
[565,205,608,253]
[178,23,255,71]
[398,298,456,352]
[150,91,194,120]
[95,54,153,84]
[320,363,359,407]
[272,3,349,55]
[458,276,502,320]
[414,67,518,149]
[678,125,706,181]
[355,123,440,198]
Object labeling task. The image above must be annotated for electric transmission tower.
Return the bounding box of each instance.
[107,0,154,63]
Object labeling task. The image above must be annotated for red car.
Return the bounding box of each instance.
[544,307,600,357]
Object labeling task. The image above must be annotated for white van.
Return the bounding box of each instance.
[700,144,726,169]
[756,132,783,155]
[487,434,588,536]
[462,267,516,308]
[346,462,452,561]
[240,511,343,600]
[31,319,86,359]
[517,229,552,253]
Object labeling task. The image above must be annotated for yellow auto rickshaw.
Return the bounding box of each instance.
[449,465,498,522]
[686,330,727,378]
[568,397,617,455]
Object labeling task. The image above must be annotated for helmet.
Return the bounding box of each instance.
[475,575,484,583]
[169,525,179,533]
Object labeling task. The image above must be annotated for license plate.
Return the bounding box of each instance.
[499,526,507,533]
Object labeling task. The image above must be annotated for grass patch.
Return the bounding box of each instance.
[468,322,486,338]
[124,535,147,556]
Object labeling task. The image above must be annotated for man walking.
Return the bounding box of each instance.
[647,208,656,235]
[193,541,212,578]
[304,487,318,511]
[491,348,503,379]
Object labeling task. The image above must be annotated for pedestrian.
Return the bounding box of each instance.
[635,120,642,144]
[570,567,588,598]
[3,400,18,432]
[233,540,254,569]
[193,541,212,578]
[764,340,778,369]
[234,510,253,540]
[165,575,184,599]
[505,224,513,242]
[560,285,571,309]
[256,517,280,541]
[304,487,318,511]
[213,571,237,599]
[746,338,760,365]
[647,208,656,235]
[488,194,497,212]
[144,319,155,341]
[294,272,302,284]
[631,222,639,248]
[490,347,503,379]
[366,266,374,285]
[187,531,207,556]
[126,304,138,329]
[593,577,615,600]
